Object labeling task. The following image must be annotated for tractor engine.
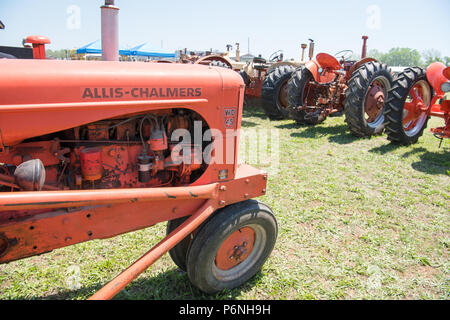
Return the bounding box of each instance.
[0,109,207,192]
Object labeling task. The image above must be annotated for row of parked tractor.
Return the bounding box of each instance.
[236,36,450,146]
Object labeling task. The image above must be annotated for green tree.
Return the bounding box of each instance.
[46,49,70,59]
[378,48,422,67]
[422,49,444,66]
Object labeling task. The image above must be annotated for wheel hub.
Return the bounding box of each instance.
[365,81,385,122]
[215,227,255,270]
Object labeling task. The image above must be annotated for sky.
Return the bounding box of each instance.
[1,0,449,60]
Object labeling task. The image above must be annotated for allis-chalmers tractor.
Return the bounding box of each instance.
[384,62,450,145]
[287,36,393,137]
[0,59,277,299]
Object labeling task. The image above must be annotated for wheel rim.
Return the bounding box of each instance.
[278,80,289,110]
[213,224,266,281]
[402,80,431,137]
[364,76,390,128]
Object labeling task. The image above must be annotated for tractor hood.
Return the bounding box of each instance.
[0,59,243,146]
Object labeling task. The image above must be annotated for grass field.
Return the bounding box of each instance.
[0,105,448,300]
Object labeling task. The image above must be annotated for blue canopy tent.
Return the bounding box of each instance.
[76,40,131,55]
[129,42,175,58]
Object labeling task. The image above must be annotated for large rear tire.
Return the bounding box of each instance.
[186,200,277,294]
[344,61,392,137]
[286,67,326,125]
[261,65,296,119]
[384,67,431,145]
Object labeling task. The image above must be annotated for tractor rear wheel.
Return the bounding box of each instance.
[384,67,431,145]
[186,200,277,294]
[344,61,392,137]
[287,67,326,125]
[261,65,296,119]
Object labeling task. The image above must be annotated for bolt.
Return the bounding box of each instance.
[244,193,249,198]
[219,200,226,206]
[262,189,266,194]
[219,185,227,191]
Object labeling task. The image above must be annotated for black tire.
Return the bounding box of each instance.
[238,70,250,87]
[286,66,326,125]
[384,67,431,145]
[186,200,277,294]
[261,65,296,119]
[166,216,192,271]
[0,52,16,59]
[344,61,393,137]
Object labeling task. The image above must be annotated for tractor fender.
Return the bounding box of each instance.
[426,62,447,95]
[348,57,377,76]
[303,59,335,83]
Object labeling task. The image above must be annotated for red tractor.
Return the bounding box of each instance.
[0,59,277,299]
[239,51,304,119]
[384,62,450,145]
[287,36,393,137]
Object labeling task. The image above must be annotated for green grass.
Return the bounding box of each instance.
[0,105,449,300]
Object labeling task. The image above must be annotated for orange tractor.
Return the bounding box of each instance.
[0,59,277,298]
[239,50,305,119]
[384,62,450,145]
[287,36,393,137]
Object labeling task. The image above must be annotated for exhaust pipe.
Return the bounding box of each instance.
[301,43,307,62]
[361,35,368,59]
[101,0,119,61]
[308,39,314,60]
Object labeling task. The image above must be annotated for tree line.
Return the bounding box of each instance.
[365,48,449,67]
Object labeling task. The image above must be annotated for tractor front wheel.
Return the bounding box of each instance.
[384,67,431,145]
[344,61,392,137]
[166,216,192,271]
[186,200,277,294]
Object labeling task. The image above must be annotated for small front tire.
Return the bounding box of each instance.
[186,200,277,294]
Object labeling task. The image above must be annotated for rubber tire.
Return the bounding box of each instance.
[384,67,430,145]
[166,216,192,271]
[186,200,277,294]
[286,66,326,125]
[344,61,393,137]
[261,65,296,120]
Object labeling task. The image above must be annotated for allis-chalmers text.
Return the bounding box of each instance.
[81,87,202,99]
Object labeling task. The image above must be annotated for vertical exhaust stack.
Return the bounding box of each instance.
[101,0,119,61]
[301,43,307,62]
[308,39,314,61]
[361,35,368,59]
